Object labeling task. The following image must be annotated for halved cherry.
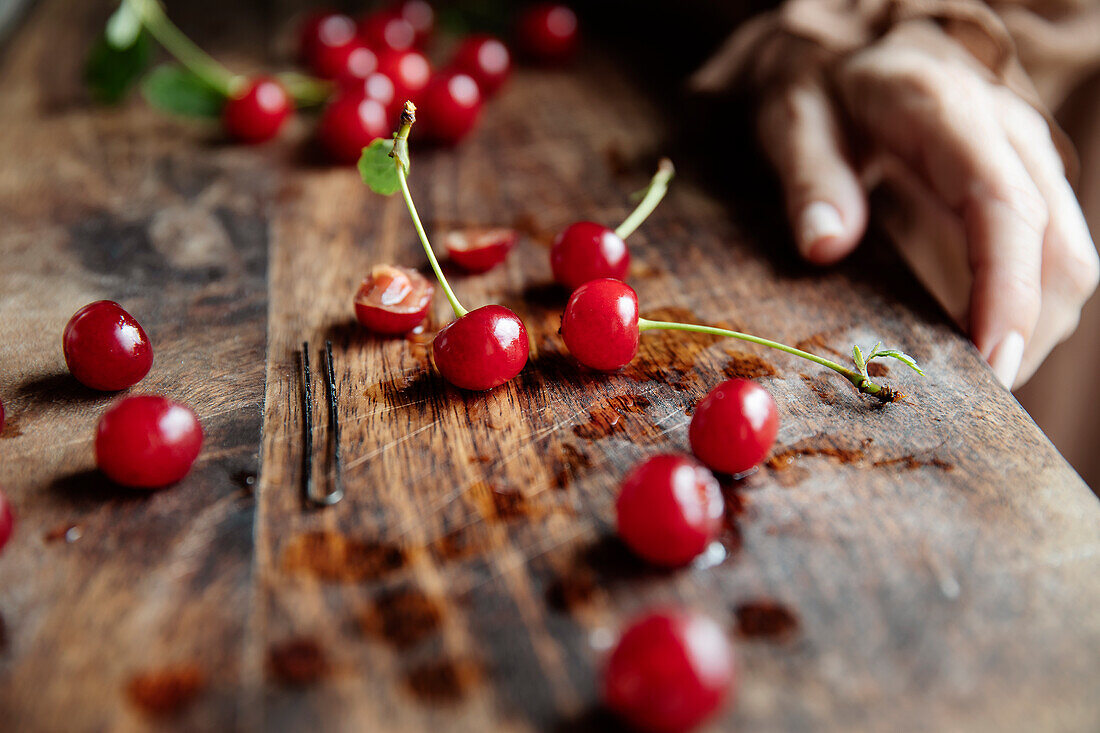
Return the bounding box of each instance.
[444,228,518,273]
[354,265,434,335]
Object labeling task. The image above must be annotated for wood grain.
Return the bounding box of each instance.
[1,1,1099,731]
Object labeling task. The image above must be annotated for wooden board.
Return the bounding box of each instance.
[1,1,1099,731]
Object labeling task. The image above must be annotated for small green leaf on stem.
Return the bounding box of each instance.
[85,30,152,104]
[141,64,225,118]
[869,348,925,376]
[852,344,867,377]
[358,138,402,196]
[106,0,142,49]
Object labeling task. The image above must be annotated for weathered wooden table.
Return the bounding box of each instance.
[1,1,1098,731]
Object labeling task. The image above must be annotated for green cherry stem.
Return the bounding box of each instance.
[637,318,896,401]
[130,0,242,97]
[614,158,675,240]
[393,103,468,319]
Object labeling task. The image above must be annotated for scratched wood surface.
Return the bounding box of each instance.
[1,1,1099,731]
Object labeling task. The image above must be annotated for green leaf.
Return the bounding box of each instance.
[105,0,142,50]
[852,345,866,376]
[358,138,402,196]
[141,64,225,118]
[85,29,151,104]
[871,349,925,377]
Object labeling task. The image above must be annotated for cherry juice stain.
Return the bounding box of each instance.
[866,362,890,377]
[735,600,800,642]
[357,585,444,649]
[873,455,953,471]
[281,531,406,583]
[551,443,592,490]
[800,373,844,405]
[404,658,481,703]
[43,522,83,543]
[722,350,777,380]
[573,394,651,440]
[267,637,329,687]
[765,436,870,470]
[126,664,206,717]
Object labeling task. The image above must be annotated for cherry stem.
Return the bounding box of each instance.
[393,103,469,319]
[614,158,675,240]
[637,318,895,401]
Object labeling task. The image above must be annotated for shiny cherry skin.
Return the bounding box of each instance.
[63,300,154,391]
[551,221,629,289]
[95,395,203,489]
[338,68,394,109]
[299,12,361,79]
[603,609,736,733]
[394,0,433,45]
[418,71,482,145]
[317,91,390,164]
[377,49,431,109]
[517,4,578,65]
[689,379,779,475]
[354,265,434,334]
[333,44,380,88]
[560,278,639,371]
[616,454,724,567]
[359,10,416,54]
[432,305,529,390]
[0,488,14,555]
[222,77,292,144]
[444,228,517,273]
[450,34,511,96]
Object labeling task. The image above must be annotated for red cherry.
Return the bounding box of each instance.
[551,221,629,289]
[377,49,431,108]
[354,265,434,334]
[418,71,482,145]
[560,278,639,371]
[517,4,578,65]
[444,228,517,273]
[359,10,416,54]
[603,609,735,733]
[300,13,361,79]
[222,77,292,144]
[689,379,779,475]
[95,395,203,489]
[333,44,380,88]
[395,0,433,45]
[63,301,154,391]
[450,34,511,97]
[432,305,529,390]
[0,488,14,555]
[339,71,395,112]
[317,91,390,164]
[616,454,724,567]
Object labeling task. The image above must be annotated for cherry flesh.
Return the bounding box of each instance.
[551,221,629,289]
[560,278,639,371]
[444,228,517,273]
[690,379,779,475]
[317,91,390,164]
[354,265,434,334]
[222,77,292,144]
[0,488,13,555]
[359,11,416,54]
[518,4,578,65]
[377,49,432,109]
[96,395,203,489]
[418,70,482,145]
[64,300,154,391]
[450,35,511,97]
[603,609,735,733]
[432,305,529,391]
[300,12,362,79]
[394,0,433,45]
[616,454,724,567]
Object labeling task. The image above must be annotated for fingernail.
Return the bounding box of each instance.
[798,202,844,258]
[989,331,1025,389]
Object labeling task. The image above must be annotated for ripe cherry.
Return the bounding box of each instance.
[333,45,380,88]
[550,159,673,289]
[63,301,154,391]
[560,278,639,371]
[339,71,395,112]
[359,10,416,54]
[377,49,432,108]
[616,454,724,567]
[95,395,203,489]
[444,228,517,273]
[517,4,579,65]
[603,609,735,733]
[317,91,390,164]
[354,265,434,334]
[394,0,434,46]
[299,12,362,79]
[222,77,292,144]
[0,488,14,555]
[690,379,778,475]
[450,35,511,97]
[433,305,529,391]
[418,71,482,145]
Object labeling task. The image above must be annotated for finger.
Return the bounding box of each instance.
[757,81,868,264]
[999,92,1100,386]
